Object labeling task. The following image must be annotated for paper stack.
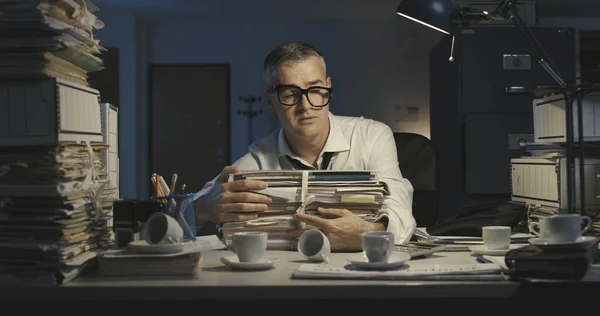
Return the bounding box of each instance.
[526,205,560,235]
[0,0,105,87]
[0,0,114,286]
[0,143,116,285]
[221,170,389,250]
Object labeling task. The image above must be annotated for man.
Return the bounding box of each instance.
[194,41,416,251]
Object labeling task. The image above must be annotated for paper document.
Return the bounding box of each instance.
[483,256,509,270]
[251,187,297,200]
[292,263,504,281]
[415,227,535,242]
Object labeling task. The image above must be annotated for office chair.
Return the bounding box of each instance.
[393,132,439,227]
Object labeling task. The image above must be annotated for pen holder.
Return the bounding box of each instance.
[151,193,197,242]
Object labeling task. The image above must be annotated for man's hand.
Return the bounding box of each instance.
[200,166,272,224]
[291,207,385,251]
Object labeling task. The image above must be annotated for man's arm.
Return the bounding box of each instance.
[193,153,261,226]
[367,126,416,244]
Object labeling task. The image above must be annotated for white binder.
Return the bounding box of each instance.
[510,157,600,211]
[533,92,600,143]
[0,77,102,146]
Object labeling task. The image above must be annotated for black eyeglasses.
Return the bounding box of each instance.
[268,84,333,107]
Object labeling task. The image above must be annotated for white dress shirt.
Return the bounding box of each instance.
[195,112,416,244]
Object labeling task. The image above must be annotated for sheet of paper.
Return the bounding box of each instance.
[483,255,509,270]
[190,234,227,251]
[250,187,297,200]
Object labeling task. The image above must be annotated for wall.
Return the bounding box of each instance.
[95,10,442,198]
[93,12,138,199]
[151,17,442,162]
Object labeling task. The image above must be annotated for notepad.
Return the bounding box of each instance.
[292,263,504,281]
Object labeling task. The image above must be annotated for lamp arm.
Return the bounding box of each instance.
[499,1,582,215]
[501,2,568,89]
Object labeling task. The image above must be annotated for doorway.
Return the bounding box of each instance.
[148,64,230,229]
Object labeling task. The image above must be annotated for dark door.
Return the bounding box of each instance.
[149,64,230,198]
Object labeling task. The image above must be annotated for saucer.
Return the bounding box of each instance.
[128,239,193,254]
[528,236,600,251]
[468,244,524,256]
[220,256,279,270]
[348,252,411,270]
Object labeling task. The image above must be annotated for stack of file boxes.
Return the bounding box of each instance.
[0,0,118,285]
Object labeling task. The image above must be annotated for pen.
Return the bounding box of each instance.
[170,173,178,196]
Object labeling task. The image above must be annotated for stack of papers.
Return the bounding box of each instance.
[413,227,535,251]
[97,235,224,276]
[0,0,106,86]
[526,205,559,236]
[222,170,389,250]
[0,143,116,285]
[98,249,203,276]
[0,0,114,286]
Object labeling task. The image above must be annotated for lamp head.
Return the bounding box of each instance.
[396,0,457,35]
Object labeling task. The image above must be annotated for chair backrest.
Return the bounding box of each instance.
[393,132,438,227]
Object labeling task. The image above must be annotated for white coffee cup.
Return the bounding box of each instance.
[231,231,268,263]
[528,220,548,238]
[361,231,395,262]
[533,214,591,243]
[482,226,511,250]
[144,212,184,244]
[298,229,330,262]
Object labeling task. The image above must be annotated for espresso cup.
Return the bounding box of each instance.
[231,231,268,263]
[528,220,548,238]
[144,212,184,244]
[298,229,330,262]
[539,214,591,243]
[361,231,395,262]
[482,226,511,250]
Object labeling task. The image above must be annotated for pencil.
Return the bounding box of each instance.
[155,174,160,197]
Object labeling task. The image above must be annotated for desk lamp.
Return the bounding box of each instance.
[396,0,589,215]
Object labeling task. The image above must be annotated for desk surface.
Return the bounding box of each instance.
[0,249,521,301]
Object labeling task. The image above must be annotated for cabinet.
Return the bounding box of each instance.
[430,26,577,217]
[100,102,119,197]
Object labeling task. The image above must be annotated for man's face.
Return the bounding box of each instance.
[266,56,332,142]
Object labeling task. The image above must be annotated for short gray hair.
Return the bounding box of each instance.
[263,41,326,87]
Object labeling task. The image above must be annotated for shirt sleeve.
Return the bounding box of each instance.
[367,125,416,245]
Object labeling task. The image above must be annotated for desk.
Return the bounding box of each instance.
[0,249,521,302]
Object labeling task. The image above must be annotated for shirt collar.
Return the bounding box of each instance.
[276,112,351,158]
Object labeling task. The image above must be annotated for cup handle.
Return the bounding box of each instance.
[529,222,541,236]
[167,236,182,244]
[581,216,592,234]
[320,253,329,264]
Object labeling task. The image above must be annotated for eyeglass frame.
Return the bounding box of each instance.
[266,84,333,107]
